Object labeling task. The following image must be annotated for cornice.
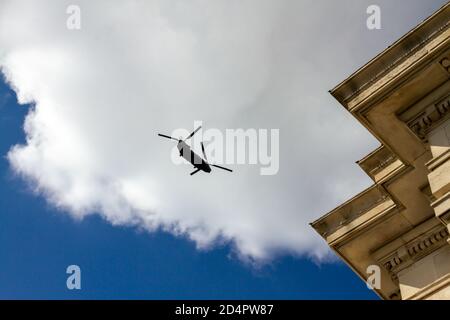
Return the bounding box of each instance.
[311,185,391,238]
[311,5,450,300]
[375,224,449,278]
[357,145,398,181]
[330,3,450,106]
[407,93,450,142]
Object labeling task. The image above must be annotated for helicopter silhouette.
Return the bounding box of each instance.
[158,126,233,176]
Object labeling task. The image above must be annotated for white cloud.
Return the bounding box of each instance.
[0,0,442,262]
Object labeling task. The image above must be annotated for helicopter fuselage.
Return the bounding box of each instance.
[177,141,211,173]
[158,126,231,176]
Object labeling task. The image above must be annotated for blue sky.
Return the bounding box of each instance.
[0,0,447,299]
[0,75,378,299]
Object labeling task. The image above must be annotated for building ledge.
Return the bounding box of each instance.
[311,185,390,238]
[330,3,450,106]
[357,145,407,183]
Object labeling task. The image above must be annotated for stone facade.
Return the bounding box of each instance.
[311,4,450,300]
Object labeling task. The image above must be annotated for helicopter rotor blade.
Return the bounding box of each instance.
[184,126,202,141]
[201,142,208,161]
[158,133,179,142]
[211,164,233,173]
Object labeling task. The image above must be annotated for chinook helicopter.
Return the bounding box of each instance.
[158,126,233,176]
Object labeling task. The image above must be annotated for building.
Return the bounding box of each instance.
[311,4,450,300]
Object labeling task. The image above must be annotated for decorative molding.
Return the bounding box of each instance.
[431,192,450,224]
[408,94,450,141]
[330,7,450,105]
[379,227,449,276]
[440,211,450,225]
[440,57,450,74]
[313,186,390,238]
[312,185,391,238]
[426,149,450,172]
[369,155,397,175]
[357,145,398,178]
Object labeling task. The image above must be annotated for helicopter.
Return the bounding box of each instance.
[158,126,233,176]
